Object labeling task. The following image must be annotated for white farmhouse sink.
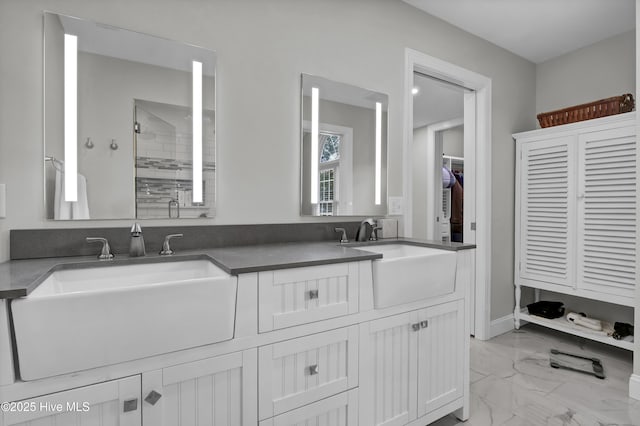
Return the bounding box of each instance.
[363,244,458,308]
[12,259,237,380]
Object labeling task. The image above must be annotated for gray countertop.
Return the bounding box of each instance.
[0,239,475,299]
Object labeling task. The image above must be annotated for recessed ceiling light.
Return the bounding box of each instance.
[412,87,420,95]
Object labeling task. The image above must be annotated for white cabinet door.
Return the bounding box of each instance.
[416,300,464,417]
[258,263,359,332]
[577,125,636,300]
[518,136,577,288]
[359,311,418,426]
[1,376,140,426]
[142,349,257,426]
[259,389,358,426]
[258,326,358,419]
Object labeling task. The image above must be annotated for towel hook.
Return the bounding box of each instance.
[85,137,94,149]
[110,139,119,150]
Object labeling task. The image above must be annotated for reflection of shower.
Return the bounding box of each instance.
[134,107,175,140]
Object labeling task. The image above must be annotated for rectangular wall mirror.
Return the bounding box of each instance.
[44,12,216,220]
[300,74,388,216]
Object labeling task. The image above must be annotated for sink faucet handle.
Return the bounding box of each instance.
[130,222,142,234]
[159,233,183,256]
[370,226,383,241]
[86,237,114,260]
[334,227,349,243]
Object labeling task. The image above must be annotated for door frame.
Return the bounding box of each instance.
[403,48,492,340]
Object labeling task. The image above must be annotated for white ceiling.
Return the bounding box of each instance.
[413,73,465,129]
[403,0,635,64]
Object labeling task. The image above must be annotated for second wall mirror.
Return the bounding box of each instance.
[300,74,388,217]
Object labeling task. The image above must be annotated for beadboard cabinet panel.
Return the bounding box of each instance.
[142,349,257,426]
[416,300,465,417]
[258,263,359,333]
[259,389,358,426]
[1,376,140,426]
[258,326,358,419]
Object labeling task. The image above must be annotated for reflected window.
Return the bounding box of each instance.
[319,168,335,216]
[320,134,341,163]
[318,132,341,216]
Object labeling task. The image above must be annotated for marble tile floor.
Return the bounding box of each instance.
[431,324,639,426]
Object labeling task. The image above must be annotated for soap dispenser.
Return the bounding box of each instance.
[129,223,146,257]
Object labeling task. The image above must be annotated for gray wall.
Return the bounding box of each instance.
[536,30,635,117]
[442,126,463,158]
[0,0,537,323]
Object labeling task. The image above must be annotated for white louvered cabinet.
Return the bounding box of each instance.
[514,113,636,348]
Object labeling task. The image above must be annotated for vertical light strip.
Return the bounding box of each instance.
[310,87,319,204]
[64,34,78,202]
[192,61,203,203]
[375,102,382,205]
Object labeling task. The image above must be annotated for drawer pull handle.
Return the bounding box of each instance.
[420,320,429,329]
[411,323,421,332]
[123,398,138,412]
[144,390,162,406]
[308,289,319,300]
[308,364,319,375]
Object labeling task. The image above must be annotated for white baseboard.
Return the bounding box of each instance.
[489,314,516,338]
[630,374,640,400]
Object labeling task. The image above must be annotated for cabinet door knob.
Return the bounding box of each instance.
[144,390,162,405]
[308,364,319,375]
[123,398,138,412]
[308,289,319,300]
[420,320,429,329]
[411,323,421,332]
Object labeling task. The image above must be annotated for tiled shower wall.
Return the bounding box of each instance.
[134,100,215,218]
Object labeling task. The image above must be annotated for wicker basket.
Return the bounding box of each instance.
[537,94,635,128]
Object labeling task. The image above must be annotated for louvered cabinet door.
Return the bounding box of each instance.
[519,137,577,287]
[577,126,636,301]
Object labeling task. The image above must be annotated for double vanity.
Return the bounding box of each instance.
[0,236,474,426]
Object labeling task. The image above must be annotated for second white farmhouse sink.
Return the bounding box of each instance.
[363,244,458,308]
[12,259,237,381]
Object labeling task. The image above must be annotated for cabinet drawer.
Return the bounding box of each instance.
[258,263,359,332]
[259,389,358,426]
[2,376,140,426]
[258,326,359,419]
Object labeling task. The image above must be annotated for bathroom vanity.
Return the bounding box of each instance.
[0,239,474,426]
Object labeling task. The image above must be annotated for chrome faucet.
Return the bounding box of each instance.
[355,218,377,242]
[370,226,383,241]
[168,198,180,218]
[334,227,349,243]
[159,233,183,256]
[86,237,114,260]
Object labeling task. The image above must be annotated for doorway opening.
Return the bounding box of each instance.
[403,49,492,340]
